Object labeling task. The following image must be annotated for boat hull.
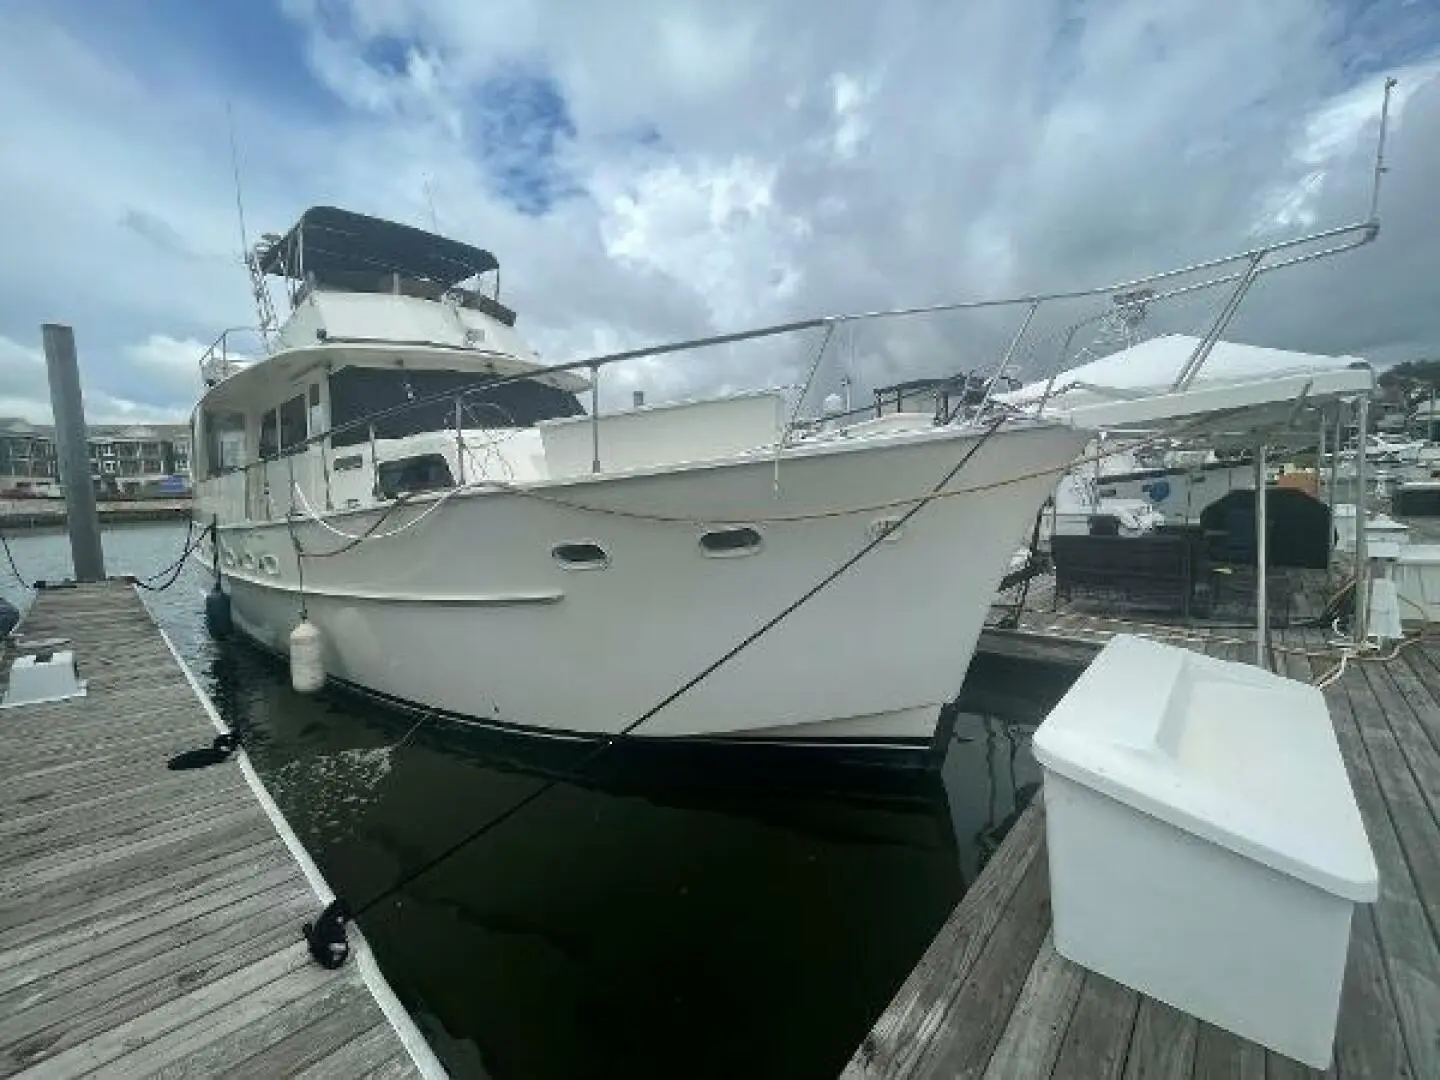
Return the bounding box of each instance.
[206,422,1086,755]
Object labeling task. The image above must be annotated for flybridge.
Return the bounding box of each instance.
[246,206,517,343]
[255,206,499,289]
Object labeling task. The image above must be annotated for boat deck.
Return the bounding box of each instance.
[0,581,442,1078]
[848,561,1440,1076]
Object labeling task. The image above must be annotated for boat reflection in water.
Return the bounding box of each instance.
[202,641,1075,1080]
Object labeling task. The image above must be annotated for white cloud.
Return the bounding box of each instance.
[829,74,873,159]
[597,157,809,328]
[0,333,192,425]
[0,0,1438,430]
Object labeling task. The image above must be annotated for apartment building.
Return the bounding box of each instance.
[0,418,192,497]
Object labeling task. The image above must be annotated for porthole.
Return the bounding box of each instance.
[240,552,257,571]
[552,542,609,570]
[258,554,280,575]
[220,547,236,568]
[699,526,762,557]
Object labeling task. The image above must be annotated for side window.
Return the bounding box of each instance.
[376,454,454,499]
[259,409,278,460]
[307,383,327,436]
[204,411,247,475]
[279,394,307,453]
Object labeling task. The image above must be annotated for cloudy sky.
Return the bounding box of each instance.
[1,0,1438,424]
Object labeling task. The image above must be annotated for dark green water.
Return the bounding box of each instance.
[0,523,1076,1080]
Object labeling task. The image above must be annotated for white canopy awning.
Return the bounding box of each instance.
[1001,335,1374,446]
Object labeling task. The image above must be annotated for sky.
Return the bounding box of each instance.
[1,0,1438,424]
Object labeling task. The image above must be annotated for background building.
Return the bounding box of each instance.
[0,418,191,497]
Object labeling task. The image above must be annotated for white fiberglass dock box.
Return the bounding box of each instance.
[1365,513,1410,547]
[1032,635,1377,1068]
[1389,543,1440,624]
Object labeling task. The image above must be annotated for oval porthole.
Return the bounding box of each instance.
[258,554,280,575]
[240,552,257,571]
[552,542,609,570]
[700,526,762,557]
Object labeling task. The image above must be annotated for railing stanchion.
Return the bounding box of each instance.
[1171,251,1266,392]
[590,364,601,474]
[973,299,1040,420]
[455,396,466,486]
[369,424,380,500]
[321,434,333,511]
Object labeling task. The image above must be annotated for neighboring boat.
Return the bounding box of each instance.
[1005,335,1378,536]
[1052,441,1255,531]
[192,207,1087,759]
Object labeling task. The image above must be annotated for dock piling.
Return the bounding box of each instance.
[40,323,106,582]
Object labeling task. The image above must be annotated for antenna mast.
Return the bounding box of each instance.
[227,102,278,349]
[1369,77,1398,223]
[423,174,440,234]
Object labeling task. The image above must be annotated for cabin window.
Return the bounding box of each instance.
[307,383,327,436]
[376,453,454,499]
[699,526,763,557]
[327,367,585,448]
[203,411,247,476]
[259,410,278,460]
[279,394,308,453]
[552,542,609,570]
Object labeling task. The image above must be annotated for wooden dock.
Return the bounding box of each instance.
[849,569,1440,1077]
[0,581,444,1078]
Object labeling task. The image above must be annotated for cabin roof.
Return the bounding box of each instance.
[256,206,499,289]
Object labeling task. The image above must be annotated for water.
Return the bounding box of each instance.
[0,523,1078,1080]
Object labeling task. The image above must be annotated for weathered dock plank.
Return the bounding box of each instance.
[1120,998,1197,1080]
[0,582,443,1079]
[1322,664,1440,1080]
[980,935,1084,1080]
[840,802,1046,1078]
[1048,972,1139,1080]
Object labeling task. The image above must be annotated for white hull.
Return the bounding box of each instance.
[206,423,1084,753]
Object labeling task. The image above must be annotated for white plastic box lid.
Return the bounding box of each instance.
[1397,543,1440,565]
[1367,515,1410,535]
[1033,635,1378,902]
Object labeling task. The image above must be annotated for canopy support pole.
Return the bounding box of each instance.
[1330,408,1343,579]
[1318,406,1333,571]
[1354,397,1370,646]
[1255,444,1269,669]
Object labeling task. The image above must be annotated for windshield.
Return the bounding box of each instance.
[328,367,584,447]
